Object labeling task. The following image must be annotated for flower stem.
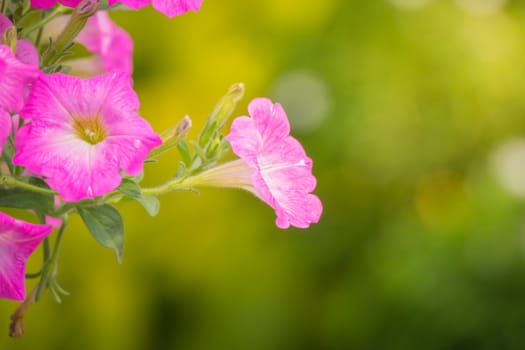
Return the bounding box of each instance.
[0,175,57,195]
[19,5,69,38]
[0,0,7,15]
[35,217,68,302]
[141,177,195,196]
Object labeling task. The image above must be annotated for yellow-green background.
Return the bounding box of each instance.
[4,0,525,348]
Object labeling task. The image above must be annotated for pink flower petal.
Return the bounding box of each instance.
[13,73,161,202]
[0,45,39,113]
[58,0,83,7]
[30,0,82,8]
[0,212,52,301]
[30,0,59,8]
[151,0,203,18]
[108,0,202,17]
[108,0,149,9]
[0,14,12,34]
[77,12,133,74]
[226,98,322,229]
[15,40,40,67]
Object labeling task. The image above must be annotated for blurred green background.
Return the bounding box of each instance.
[5,0,525,348]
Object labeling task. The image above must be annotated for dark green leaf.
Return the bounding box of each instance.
[78,204,124,263]
[117,178,141,199]
[0,187,54,211]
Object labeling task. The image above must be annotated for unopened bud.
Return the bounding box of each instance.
[2,27,17,53]
[174,115,192,141]
[210,82,245,130]
[76,0,99,16]
[198,83,245,147]
[49,0,99,65]
[150,116,193,159]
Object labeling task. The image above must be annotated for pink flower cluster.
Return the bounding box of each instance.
[0,7,161,300]
[0,0,323,304]
[31,0,203,18]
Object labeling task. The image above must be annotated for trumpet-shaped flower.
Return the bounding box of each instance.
[0,212,52,301]
[0,45,39,113]
[13,72,162,202]
[191,98,322,229]
[109,0,203,18]
[226,98,322,228]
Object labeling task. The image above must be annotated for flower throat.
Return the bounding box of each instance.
[72,115,107,145]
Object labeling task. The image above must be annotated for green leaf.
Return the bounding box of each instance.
[1,143,16,175]
[0,186,54,211]
[78,204,124,263]
[117,178,141,199]
[177,140,192,165]
[136,194,160,217]
[117,179,160,216]
[174,161,186,179]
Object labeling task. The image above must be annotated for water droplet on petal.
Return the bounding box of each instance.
[134,139,142,148]
[87,186,93,197]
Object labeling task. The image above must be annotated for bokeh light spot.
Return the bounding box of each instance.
[490,138,525,198]
[387,0,433,11]
[455,0,507,16]
[270,70,331,134]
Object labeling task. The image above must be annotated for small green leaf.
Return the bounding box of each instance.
[1,143,16,175]
[174,161,186,179]
[117,178,141,199]
[78,204,124,263]
[136,194,160,217]
[0,187,54,211]
[177,140,192,165]
[198,120,217,147]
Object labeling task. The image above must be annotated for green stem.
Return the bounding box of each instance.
[1,0,8,15]
[141,177,195,196]
[49,219,67,263]
[43,236,51,262]
[25,271,42,279]
[25,235,50,278]
[34,10,47,48]
[35,217,68,302]
[19,5,68,38]
[0,175,57,195]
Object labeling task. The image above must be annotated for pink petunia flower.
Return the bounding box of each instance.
[75,11,133,74]
[13,72,162,202]
[188,98,322,229]
[0,14,39,67]
[0,45,39,113]
[0,212,52,301]
[108,0,203,18]
[30,0,81,9]
[226,98,322,228]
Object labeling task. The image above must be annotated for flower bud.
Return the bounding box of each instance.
[2,27,17,53]
[173,115,192,141]
[45,0,99,66]
[210,83,245,130]
[198,83,244,147]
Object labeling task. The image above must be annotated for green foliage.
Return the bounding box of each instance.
[78,204,124,264]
